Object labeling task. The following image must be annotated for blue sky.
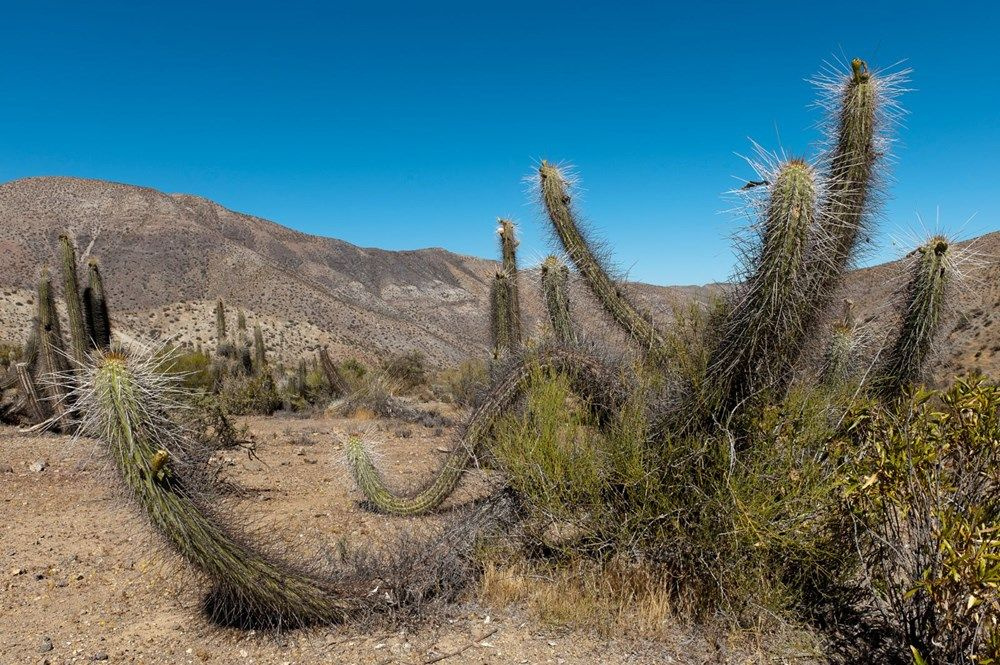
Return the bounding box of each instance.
[1,1,997,285]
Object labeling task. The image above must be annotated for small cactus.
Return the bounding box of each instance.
[252,324,267,374]
[215,299,227,342]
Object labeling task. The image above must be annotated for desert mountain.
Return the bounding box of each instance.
[0,176,996,381]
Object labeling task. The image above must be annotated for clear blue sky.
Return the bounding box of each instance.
[1,1,997,285]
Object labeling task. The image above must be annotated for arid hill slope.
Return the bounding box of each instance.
[0,175,996,380]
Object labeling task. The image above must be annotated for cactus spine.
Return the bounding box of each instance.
[84,259,112,350]
[58,234,89,366]
[537,161,670,364]
[541,255,574,344]
[706,159,819,419]
[876,236,952,397]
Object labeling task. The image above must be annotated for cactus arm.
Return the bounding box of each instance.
[876,236,952,398]
[541,255,575,344]
[37,272,72,429]
[497,219,523,349]
[489,271,514,357]
[347,345,621,515]
[537,162,670,364]
[85,350,362,627]
[84,259,112,350]
[705,159,818,418]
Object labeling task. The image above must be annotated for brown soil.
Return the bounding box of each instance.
[0,413,755,665]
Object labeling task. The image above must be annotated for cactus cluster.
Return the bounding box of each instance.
[0,234,113,429]
[347,57,942,517]
[63,57,971,646]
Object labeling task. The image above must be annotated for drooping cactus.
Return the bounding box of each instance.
[347,344,625,515]
[83,259,112,350]
[705,158,820,420]
[215,299,227,342]
[58,234,89,366]
[541,255,574,344]
[537,161,671,365]
[875,236,953,398]
[253,324,267,374]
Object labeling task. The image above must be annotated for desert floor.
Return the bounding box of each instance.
[0,410,742,665]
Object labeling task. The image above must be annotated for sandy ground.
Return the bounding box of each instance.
[0,413,708,665]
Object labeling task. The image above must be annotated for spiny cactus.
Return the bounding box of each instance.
[58,234,89,367]
[36,271,72,426]
[537,161,671,365]
[875,235,953,398]
[14,362,46,423]
[346,344,626,515]
[237,309,247,333]
[253,324,267,374]
[489,271,516,357]
[705,158,819,421]
[497,219,523,349]
[821,299,859,386]
[541,255,574,344]
[83,259,112,350]
[215,299,227,342]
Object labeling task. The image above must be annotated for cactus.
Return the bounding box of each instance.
[58,234,89,366]
[253,324,267,373]
[875,236,953,398]
[36,271,71,428]
[347,344,625,515]
[318,348,350,397]
[83,259,112,350]
[541,255,574,344]
[215,299,227,342]
[489,271,515,357]
[237,309,247,333]
[705,158,819,420]
[14,362,46,423]
[821,299,858,386]
[497,219,523,349]
[537,161,671,365]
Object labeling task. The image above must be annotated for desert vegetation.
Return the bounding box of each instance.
[3,57,998,664]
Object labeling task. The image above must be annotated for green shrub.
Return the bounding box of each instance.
[217,373,281,416]
[438,359,488,406]
[381,351,427,392]
[158,348,214,392]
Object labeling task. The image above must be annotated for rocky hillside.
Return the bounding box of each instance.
[0,176,995,381]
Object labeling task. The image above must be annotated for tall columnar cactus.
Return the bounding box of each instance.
[705,159,819,420]
[821,299,858,386]
[83,259,112,350]
[36,271,71,427]
[497,219,523,349]
[537,161,670,365]
[347,344,625,515]
[875,236,953,398]
[253,324,267,374]
[58,234,89,366]
[237,309,247,333]
[541,255,574,344]
[215,299,227,342]
[489,271,515,357]
[296,358,308,397]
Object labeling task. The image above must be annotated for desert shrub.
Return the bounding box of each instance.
[341,358,367,383]
[438,358,488,406]
[185,392,257,454]
[842,377,1000,664]
[217,372,281,416]
[490,365,851,623]
[158,348,214,392]
[381,351,427,392]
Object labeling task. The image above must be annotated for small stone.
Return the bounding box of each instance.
[39,636,53,653]
[11,567,25,576]
[92,652,108,661]
[29,460,47,473]
[0,464,13,473]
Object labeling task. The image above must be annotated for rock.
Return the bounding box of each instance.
[29,460,47,473]
[39,636,53,653]
[0,464,13,473]
[394,428,412,439]
[92,651,108,661]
